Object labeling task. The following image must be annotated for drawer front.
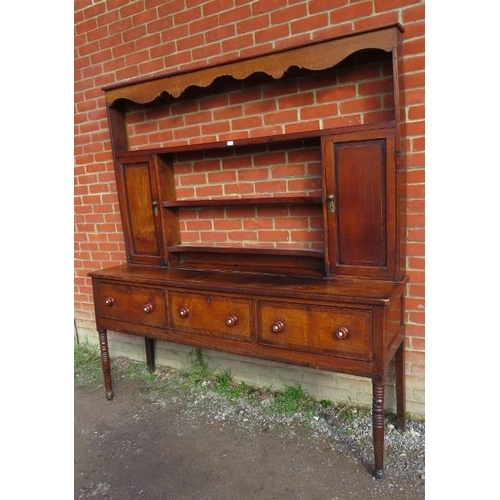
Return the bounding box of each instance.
[169,291,252,341]
[258,301,372,360]
[94,282,167,328]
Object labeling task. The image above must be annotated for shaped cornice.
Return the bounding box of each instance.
[103,24,403,107]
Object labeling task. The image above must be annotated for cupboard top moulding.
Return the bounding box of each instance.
[102,23,405,154]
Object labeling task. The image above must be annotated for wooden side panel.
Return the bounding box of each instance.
[155,154,181,267]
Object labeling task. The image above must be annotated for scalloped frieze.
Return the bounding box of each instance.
[105,25,400,106]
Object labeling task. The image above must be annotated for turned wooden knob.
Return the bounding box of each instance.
[143,303,154,314]
[271,320,285,333]
[334,326,349,339]
[104,297,114,307]
[226,314,238,327]
[179,306,190,318]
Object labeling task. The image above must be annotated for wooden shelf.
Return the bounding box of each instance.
[167,245,324,258]
[167,245,326,277]
[114,121,394,159]
[162,196,323,208]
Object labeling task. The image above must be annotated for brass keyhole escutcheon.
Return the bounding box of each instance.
[327,194,335,214]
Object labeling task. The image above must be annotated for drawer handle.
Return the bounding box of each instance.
[271,320,285,334]
[104,297,114,307]
[179,306,190,318]
[226,314,238,327]
[143,303,154,314]
[334,326,349,339]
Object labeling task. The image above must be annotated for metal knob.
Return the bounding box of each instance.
[143,303,154,314]
[334,326,349,339]
[104,297,114,307]
[179,307,190,318]
[226,314,238,327]
[271,320,285,333]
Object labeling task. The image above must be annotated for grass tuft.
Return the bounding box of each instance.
[214,369,234,394]
[74,343,351,425]
[74,340,102,386]
[271,382,316,416]
[74,340,100,368]
[180,347,212,385]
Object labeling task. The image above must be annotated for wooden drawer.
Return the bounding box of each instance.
[94,282,167,328]
[169,291,252,341]
[258,301,372,361]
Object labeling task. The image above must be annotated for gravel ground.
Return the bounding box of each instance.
[163,379,426,485]
[75,357,425,499]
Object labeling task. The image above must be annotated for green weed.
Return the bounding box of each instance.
[180,348,212,385]
[74,340,100,368]
[74,343,346,425]
[74,340,102,385]
[271,382,316,416]
[121,360,157,384]
[214,369,234,394]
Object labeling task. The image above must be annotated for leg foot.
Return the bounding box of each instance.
[106,390,114,401]
[374,469,383,480]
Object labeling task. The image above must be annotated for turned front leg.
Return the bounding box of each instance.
[98,328,113,400]
[372,381,385,479]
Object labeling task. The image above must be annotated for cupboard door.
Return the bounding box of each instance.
[115,155,166,265]
[323,127,397,279]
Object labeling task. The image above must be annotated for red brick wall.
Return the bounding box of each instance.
[74,0,425,411]
[170,141,325,249]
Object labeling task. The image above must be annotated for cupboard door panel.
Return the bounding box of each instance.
[115,156,166,265]
[124,162,159,255]
[323,127,396,279]
[336,140,386,266]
